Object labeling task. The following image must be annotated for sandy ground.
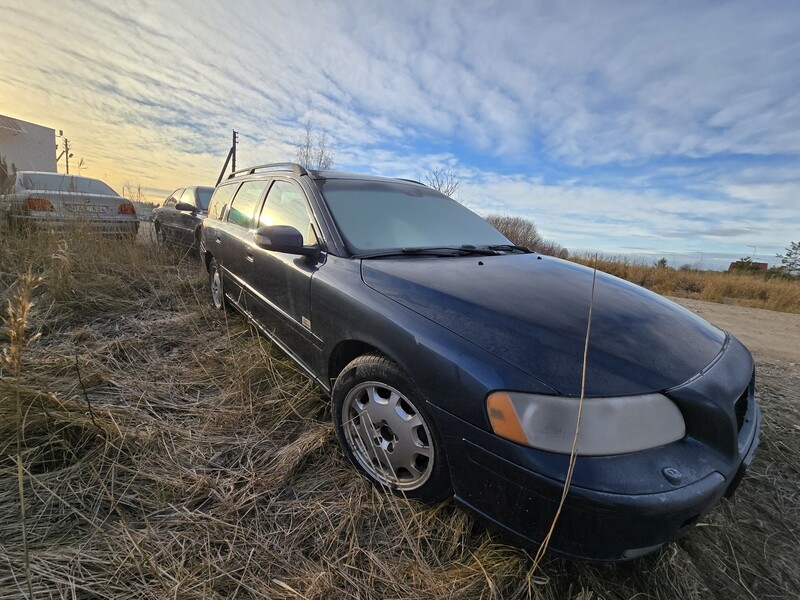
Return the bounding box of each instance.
[673,297,800,365]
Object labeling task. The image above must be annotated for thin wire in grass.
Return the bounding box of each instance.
[531,253,598,570]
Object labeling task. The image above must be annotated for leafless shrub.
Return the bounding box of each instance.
[485,214,569,257]
[571,253,800,313]
[0,154,17,195]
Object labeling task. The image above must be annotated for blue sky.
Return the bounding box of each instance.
[1,0,798,268]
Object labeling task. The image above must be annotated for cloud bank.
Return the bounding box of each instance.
[1,0,798,263]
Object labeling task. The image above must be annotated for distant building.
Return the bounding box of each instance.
[727,261,768,272]
[0,114,57,172]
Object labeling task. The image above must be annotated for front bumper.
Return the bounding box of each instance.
[431,392,760,561]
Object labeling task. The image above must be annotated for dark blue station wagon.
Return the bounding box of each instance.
[200,163,760,561]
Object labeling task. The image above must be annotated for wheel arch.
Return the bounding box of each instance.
[330,345,453,501]
[328,339,386,386]
[203,249,214,273]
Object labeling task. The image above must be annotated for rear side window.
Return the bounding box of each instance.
[227,180,268,228]
[207,184,239,221]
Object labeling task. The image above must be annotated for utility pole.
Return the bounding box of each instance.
[56,131,73,174]
[215,129,239,186]
[748,245,757,261]
[231,130,238,174]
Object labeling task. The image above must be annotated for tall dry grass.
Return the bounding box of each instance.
[0,223,798,598]
[570,254,800,314]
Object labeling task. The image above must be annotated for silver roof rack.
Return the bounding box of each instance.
[227,162,308,179]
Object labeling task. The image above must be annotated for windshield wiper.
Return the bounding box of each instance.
[486,244,532,254]
[353,246,498,259]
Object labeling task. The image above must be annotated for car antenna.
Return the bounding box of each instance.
[531,253,598,569]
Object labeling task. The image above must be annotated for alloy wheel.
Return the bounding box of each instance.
[341,381,434,491]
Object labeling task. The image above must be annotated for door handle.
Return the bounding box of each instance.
[245,245,254,262]
[215,235,221,244]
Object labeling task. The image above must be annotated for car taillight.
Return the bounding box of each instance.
[25,198,54,211]
[118,203,136,215]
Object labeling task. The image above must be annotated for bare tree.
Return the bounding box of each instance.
[424,167,461,198]
[295,122,334,170]
[485,213,568,258]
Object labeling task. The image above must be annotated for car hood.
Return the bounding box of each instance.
[361,254,727,397]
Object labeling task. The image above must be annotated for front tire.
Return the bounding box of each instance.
[332,353,452,503]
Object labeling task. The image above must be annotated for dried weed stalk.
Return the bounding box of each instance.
[2,270,43,600]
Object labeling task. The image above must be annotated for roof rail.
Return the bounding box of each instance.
[227,162,308,179]
[397,178,424,185]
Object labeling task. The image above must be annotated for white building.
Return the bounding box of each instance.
[0,114,57,173]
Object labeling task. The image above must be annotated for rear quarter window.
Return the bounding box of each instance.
[207,183,239,221]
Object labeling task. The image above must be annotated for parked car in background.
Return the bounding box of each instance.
[0,171,138,236]
[200,163,760,561]
[152,186,214,249]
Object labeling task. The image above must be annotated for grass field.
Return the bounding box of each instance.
[1,227,798,599]
[569,254,800,314]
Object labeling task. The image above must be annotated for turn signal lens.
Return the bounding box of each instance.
[486,392,528,445]
[118,202,136,215]
[25,197,54,211]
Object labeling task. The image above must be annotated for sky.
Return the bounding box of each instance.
[1,0,799,269]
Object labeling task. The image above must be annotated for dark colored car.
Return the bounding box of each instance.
[200,163,760,561]
[153,186,214,249]
[0,171,138,236]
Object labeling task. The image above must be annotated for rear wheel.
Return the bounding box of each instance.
[155,221,167,244]
[332,353,452,503]
[209,258,226,310]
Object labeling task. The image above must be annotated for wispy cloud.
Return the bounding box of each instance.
[0,0,798,263]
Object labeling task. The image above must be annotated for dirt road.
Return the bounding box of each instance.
[673,297,800,365]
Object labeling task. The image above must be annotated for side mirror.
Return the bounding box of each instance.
[175,201,195,212]
[255,225,318,257]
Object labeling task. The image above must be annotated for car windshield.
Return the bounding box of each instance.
[318,179,510,254]
[196,188,213,210]
[21,173,118,195]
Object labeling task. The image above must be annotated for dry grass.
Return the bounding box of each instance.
[570,254,800,314]
[0,224,798,599]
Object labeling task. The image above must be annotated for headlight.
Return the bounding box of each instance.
[486,391,685,455]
